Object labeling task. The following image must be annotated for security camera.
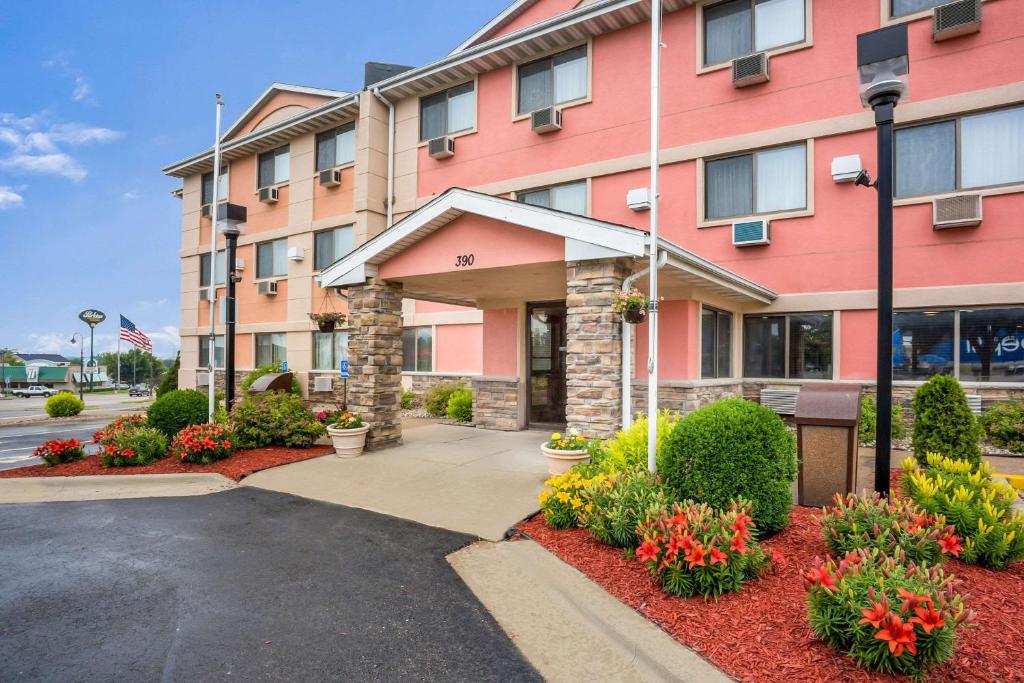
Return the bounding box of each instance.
[854,170,874,188]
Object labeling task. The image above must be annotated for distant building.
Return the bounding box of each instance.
[0,353,110,391]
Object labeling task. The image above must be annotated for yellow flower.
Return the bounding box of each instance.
[556,491,570,503]
[570,497,582,509]
[550,432,563,441]
[584,503,593,513]
[538,492,550,504]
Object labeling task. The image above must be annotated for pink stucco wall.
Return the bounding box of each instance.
[632,300,699,381]
[482,308,518,376]
[840,309,877,381]
[486,0,581,43]
[435,324,483,374]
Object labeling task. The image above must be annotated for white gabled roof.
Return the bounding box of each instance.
[448,0,541,55]
[222,82,350,141]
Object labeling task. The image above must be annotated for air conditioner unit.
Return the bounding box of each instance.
[196,372,210,387]
[257,280,278,296]
[732,219,770,247]
[933,194,982,229]
[287,246,303,261]
[201,204,211,218]
[313,376,334,393]
[428,136,455,159]
[626,188,651,211]
[531,107,562,134]
[198,288,212,301]
[933,0,981,41]
[259,186,279,204]
[235,257,245,271]
[319,169,342,187]
[732,52,770,88]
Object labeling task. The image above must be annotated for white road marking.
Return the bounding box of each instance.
[0,454,37,464]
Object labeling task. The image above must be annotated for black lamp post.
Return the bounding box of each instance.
[218,202,247,410]
[77,309,106,397]
[70,333,85,401]
[857,24,909,495]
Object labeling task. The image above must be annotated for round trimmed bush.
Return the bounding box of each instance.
[980,400,1024,454]
[660,398,797,535]
[446,388,473,422]
[424,381,463,417]
[146,389,209,439]
[45,392,84,417]
[911,375,982,466]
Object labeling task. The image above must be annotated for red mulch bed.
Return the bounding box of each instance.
[0,445,333,482]
[519,500,1024,682]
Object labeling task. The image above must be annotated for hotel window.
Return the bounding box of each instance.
[314,226,354,271]
[402,326,433,372]
[256,239,288,279]
[890,0,945,17]
[201,165,228,205]
[705,143,806,220]
[199,251,227,287]
[894,307,1024,383]
[703,0,805,67]
[257,145,290,188]
[701,307,733,379]
[313,331,349,371]
[517,181,587,216]
[255,333,287,367]
[199,335,224,369]
[517,45,588,115]
[895,105,1024,198]
[743,312,833,379]
[316,124,355,172]
[420,82,475,141]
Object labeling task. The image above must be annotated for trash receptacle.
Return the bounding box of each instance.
[247,372,294,394]
[794,384,861,507]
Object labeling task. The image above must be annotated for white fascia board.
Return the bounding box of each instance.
[318,263,376,288]
[448,0,537,55]
[662,251,776,304]
[223,82,351,140]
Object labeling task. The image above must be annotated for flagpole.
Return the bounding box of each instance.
[116,321,121,394]
[647,0,662,473]
[208,94,224,423]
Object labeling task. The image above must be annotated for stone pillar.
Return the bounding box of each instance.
[347,279,403,450]
[565,258,631,438]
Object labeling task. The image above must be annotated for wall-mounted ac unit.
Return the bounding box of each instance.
[201,204,211,218]
[732,52,769,88]
[198,288,212,301]
[257,280,278,296]
[319,169,342,187]
[933,194,982,229]
[428,136,455,159]
[933,0,981,41]
[287,246,304,261]
[626,187,651,211]
[531,107,562,134]
[259,187,279,204]
[732,219,770,246]
[313,376,334,393]
[196,372,210,387]
[235,257,245,271]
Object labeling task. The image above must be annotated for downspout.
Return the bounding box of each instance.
[622,251,667,430]
[371,88,395,227]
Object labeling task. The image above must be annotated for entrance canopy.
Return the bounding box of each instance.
[319,188,775,306]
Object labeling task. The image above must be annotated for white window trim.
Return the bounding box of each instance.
[695,0,814,75]
[511,39,593,122]
[416,77,479,147]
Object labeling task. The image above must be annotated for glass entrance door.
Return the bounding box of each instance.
[527,302,567,427]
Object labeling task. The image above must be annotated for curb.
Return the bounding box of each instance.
[0,473,237,504]
[0,409,147,428]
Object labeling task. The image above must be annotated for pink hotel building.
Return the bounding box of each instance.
[164,0,1024,449]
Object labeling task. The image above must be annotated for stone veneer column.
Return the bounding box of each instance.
[347,279,403,450]
[565,258,631,438]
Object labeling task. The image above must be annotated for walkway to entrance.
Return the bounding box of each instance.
[242,419,550,541]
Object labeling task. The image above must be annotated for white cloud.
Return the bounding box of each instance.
[26,325,179,357]
[0,128,21,146]
[43,52,95,104]
[121,191,140,201]
[48,123,122,145]
[0,186,24,209]
[72,76,91,102]
[0,153,87,182]
[0,117,121,188]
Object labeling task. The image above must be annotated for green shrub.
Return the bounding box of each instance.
[579,467,671,548]
[660,398,797,535]
[424,381,463,417]
[101,426,167,467]
[858,396,908,446]
[538,463,606,529]
[146,389,209,439]
[604,410,681,472]
[400,390,417,410]
[901,453,1024,569]
[241,365,302,395]
[805,547,972,678]
[45,392,84,417]
[446,388,473,422]
[156,353,179,397]
[910,375,982,466]
[230,391,326,449]
[93,414,147,446]
[980,400,1024,454]
[170,423,234,464]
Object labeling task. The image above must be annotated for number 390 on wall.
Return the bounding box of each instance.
[455,254,475,267]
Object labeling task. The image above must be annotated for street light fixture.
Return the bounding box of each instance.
[857,24,909,495]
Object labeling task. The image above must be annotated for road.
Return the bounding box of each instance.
[0,489,540,682]
[0,421,106,471]
[0,393,151,419]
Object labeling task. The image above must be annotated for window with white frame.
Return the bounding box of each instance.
[316,124,355,172]
[517,181,587,216]
[517,45,588,115]
[701,307,733,379]
[420,83,475,141]
[401,326,433,372]
[201,165,228,205]
[705,143,806,220]
[199,251,227,287]
[256,239,288,279]
[257,145,290,188]
[890,0,945,17]
[313,331,349,371]
[894,307,1024,383]
[313,226,354,271]
[199,335,224,369]
[895,105,1024,198]
[703,0,805,67]
[743,312,832,379]
[255,333,287,367]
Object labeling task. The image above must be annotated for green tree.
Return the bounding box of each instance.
[0,348,24,366]
[99,348,166,387]
[157,353,180,397]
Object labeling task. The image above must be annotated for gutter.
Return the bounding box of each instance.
[622,250,667,429]
[372,88,396,227]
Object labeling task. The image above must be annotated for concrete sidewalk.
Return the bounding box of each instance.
[243,419,550,541]
[0,473,236,504]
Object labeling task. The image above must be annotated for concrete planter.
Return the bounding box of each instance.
[327,425,370,458]
[541,444,590,475]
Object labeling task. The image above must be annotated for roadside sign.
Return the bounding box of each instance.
[339,360,349,378]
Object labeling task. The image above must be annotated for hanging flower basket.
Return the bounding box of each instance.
[310,311,346,333]
[612,288,652,325]
[622,306,648,324]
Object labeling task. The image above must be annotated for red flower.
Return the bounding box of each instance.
[637,540,660,563]
[910,604,946,634]
[938,534,963,556]
[803,566,838,591]
[709,546,728,566]
[730,516,752,540]
[729,533,747,553]
[859,601,889,629]
[897,587,930,614]
[875,615,917,657]
[684,542,706,569]
[667,512,686,527]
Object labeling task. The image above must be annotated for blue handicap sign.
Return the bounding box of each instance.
[280,360,288,372]
[339,360,350,378]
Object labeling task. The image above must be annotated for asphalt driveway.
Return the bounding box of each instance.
[0,488,540,682]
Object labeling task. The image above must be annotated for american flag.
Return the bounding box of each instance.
[120,315,153,352]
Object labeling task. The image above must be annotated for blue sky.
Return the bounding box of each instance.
[0,0,507,359]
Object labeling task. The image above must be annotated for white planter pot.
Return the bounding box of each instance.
[327,425,370,458]
[541,444,590,476]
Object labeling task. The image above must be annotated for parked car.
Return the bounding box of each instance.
[114,382,130,390]
[12,385,59,398]
[128,384,150,397]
